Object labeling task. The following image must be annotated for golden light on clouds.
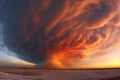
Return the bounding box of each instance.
[74,47,120,69]
[1,0,120,69]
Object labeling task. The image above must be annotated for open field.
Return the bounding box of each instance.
[0,68,120,80]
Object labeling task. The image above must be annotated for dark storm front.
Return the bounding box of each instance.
[0,0,120,68]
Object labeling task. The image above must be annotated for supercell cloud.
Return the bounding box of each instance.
[0,0,120,68]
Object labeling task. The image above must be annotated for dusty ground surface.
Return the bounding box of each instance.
[0,68,120,80]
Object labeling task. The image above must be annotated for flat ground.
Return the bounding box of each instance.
[0,68,120,80]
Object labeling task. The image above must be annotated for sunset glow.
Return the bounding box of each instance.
[0,0,120,69]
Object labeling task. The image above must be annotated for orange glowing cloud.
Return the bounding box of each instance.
[18,0,120,67]
[1,0,120,69]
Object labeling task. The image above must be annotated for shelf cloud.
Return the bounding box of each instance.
[0,0,120,68]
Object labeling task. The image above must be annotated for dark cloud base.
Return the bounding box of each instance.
[0,0,120,68]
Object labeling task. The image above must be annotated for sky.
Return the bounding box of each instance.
[0,23,36,68]
[0,0,120,69]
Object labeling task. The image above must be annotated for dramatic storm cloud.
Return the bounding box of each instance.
[0,0,120,68]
